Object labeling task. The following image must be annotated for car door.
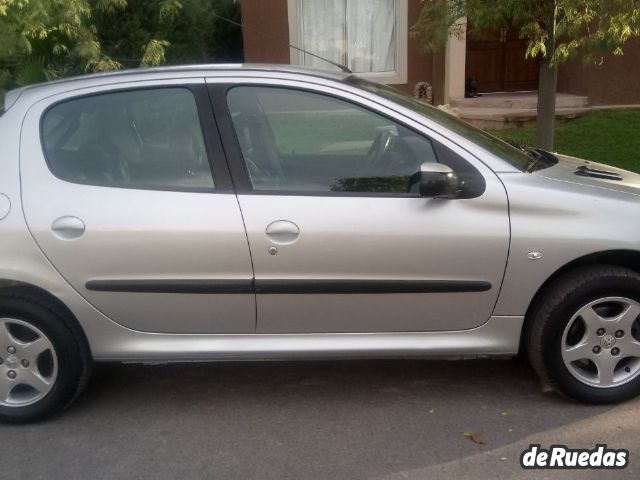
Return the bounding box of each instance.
[212,80,510,334]
[20,81,256,334]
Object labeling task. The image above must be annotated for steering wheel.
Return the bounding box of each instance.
[361,129,398,177]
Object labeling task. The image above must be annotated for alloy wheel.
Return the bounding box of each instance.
[561,297,640,388]
[0,318,58,407]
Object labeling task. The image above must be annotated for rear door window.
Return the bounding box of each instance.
[41,88,215,190]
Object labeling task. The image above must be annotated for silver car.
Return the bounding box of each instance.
[1,65,639,422]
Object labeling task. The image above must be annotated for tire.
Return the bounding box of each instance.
[0,290,91,423]
[527,265,640,404]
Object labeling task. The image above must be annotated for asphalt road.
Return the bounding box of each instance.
[1,358,639,480]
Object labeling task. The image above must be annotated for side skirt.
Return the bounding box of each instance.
[92,316,524,362]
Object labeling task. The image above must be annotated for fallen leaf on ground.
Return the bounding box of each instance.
[463,431,485,444]
[428,408,436,414]
[500,411,509,416]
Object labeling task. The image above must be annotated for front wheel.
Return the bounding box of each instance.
[0,291,91,423]
[527,265,640,404]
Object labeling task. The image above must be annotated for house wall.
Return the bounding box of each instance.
[403,0,441,101]
[557,38,640,106]
[240,1,640,107]
[240,0,291,65]
[239,0,445,103]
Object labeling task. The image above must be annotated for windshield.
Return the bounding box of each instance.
[348,77,533,172]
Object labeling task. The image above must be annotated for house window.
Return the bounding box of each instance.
[287,0,408,84]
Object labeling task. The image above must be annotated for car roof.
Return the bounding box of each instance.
[3,64,352,111]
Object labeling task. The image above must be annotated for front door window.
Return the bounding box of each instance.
[226,86,437,194]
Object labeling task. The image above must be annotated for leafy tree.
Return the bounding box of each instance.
[411,0,640,150]
[0,0,192,98]
[91,0,243,67]
[0,0,115,95]
[0,0,241,103]
[90,0,180,68]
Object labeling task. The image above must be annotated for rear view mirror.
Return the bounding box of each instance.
[416,163,462,199]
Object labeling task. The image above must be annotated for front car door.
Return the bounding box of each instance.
[211,78,510,333]
[20,80,255,334]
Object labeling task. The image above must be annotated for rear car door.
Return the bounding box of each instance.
[213,80,510,333]
[20,80,255,334]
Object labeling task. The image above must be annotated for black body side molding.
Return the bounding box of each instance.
[86,279,491,294]
[85,279,253,294]
[254,280,491,294]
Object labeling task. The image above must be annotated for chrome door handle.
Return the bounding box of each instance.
[265,220,300,245]
[51,216,85,240]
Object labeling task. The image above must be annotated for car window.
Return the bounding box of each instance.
[41,88,214,190]
[348,77,533,172]
[226,86,439,194]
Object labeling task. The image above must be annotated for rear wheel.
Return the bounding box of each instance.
[527,265,640,404]
[0,291,91,423]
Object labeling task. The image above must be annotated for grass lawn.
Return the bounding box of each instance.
[489,109,640,173]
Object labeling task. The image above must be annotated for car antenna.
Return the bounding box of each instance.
[211,12,353,74]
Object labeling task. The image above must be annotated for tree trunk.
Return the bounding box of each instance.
[536,60,558,150]
[535,0,558,151]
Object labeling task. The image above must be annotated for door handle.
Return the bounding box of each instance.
[51,216,85,240]
[265,220,300,245]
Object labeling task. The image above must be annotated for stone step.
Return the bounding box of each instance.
[450,92,589,110]
[456,106,590,130]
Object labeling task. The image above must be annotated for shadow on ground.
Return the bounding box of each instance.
[0,358,622,479]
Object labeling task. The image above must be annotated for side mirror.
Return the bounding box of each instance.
[416,162,462,199]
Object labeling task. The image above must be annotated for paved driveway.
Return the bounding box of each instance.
[1,358,639,479]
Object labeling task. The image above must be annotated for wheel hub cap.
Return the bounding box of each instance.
[5,355,19,369]
[601,334,617,349]
[561,297,640,388]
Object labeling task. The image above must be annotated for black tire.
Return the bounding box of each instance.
[527,265,640,404]
[0,290,91,423]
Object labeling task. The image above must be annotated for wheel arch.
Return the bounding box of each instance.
[0,278,92,357]
[520,249,640,353]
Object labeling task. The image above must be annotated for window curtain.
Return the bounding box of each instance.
[299,0,396,74]
[300,0,346,69]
